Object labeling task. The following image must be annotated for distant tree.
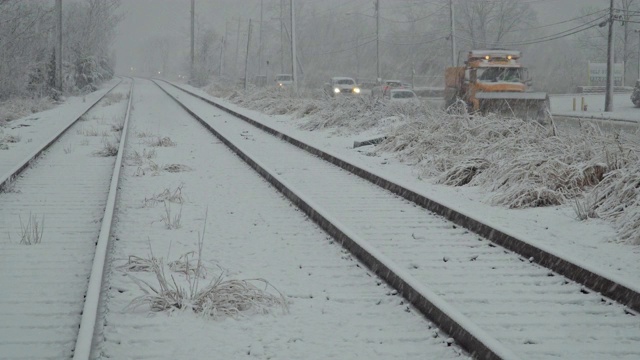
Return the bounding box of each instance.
[0,2,53,99]
[64,0,122,91]
[453,0,538,49]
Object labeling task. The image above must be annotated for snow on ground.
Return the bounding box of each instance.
[1,79,638,358]
[1,79,469,359]
[0,79,120,174]
[551,92,640,122]
[185,82,639,289]
[100,79,467,359]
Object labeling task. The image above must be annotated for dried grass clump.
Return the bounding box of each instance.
[127,214,288,318]
[585,166,640,244]
[118,255,160,272]
[299,96,423,135]
[128,261,287,318]
[94,137,119,157]
[0,97,53,122]
[142,185,184,207]
[126,148,157,166]
[78,126,99,136]
[163,164,192,173]
[19,213,44,245]
[378,110,638,209]
[111,121,124,132]
[136,131,155,138]
[160,202,182,229]
[168,251,207,278]
[102,92,124,106]
[438,158,490,186]
[194,276,286,318]
[3,134,21,143]
[148,136,176,147]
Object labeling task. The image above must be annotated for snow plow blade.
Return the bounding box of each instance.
[475,92,549,123]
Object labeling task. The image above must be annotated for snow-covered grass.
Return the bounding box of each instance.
[206,81,640,244]
[148,136,176,147]
[123,220,288,319]
[0,97,54,125]
[18,213,45,245]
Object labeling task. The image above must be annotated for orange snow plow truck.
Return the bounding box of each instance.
[444,50,549,121]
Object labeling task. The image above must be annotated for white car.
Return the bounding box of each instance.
[325,77,361,96]
[385,89,419,103]
[275,74,293,87]
[371,79,405,98]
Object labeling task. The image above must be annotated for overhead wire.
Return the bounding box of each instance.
[454,12,609,47]
[504,8,609,33]
[301,37,377,56]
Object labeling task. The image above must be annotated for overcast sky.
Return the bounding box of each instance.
[113,0,611,74]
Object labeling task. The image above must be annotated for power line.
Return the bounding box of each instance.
[302,37,377,56]
[454,12,608,47]
[380,35,449,46]
[504,8,608,33]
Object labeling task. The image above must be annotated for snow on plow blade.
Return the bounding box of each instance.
[476,92,549,122]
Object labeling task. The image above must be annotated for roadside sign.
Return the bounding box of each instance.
[588,62,624,86]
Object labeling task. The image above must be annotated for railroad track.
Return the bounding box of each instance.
[2,78,638,359]
[0,78,132,359]
[152,79,640,359]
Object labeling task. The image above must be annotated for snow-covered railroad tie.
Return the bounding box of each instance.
[0,78,133,359]
[154,79,640,360]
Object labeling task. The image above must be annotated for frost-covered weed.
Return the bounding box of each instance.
[126,214,288,318]
[585,166,640,244]
[148,136,176,147]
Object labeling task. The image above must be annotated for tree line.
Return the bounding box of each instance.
[0,0,121,101]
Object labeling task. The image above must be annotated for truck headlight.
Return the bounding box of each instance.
[334,88,340,93]
[353,87,361,94]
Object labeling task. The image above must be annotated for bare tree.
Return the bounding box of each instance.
[454,0,538,49]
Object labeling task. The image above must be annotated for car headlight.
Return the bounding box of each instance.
[334,88,340,93]
[353,87,361,94]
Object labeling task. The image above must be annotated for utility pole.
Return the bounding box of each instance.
[219,36,225,77]
[56,0,62,91]
[375,0,380,82]
[235,18,242,78]
[605,0,615,112]
[280,0,285,73]
[244,19,253,91]
[291,0,298,93]
[221,20,229,77]
[190,0,195,80]
[633,29,640,79]
[258,0,264,79]
[450,0,457,67]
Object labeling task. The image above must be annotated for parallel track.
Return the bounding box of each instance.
[0,79,132,359]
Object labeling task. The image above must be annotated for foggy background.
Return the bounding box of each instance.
[114,0,619,93]
[0,0,627,100]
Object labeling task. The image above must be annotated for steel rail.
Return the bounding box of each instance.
[72,79,135,359]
